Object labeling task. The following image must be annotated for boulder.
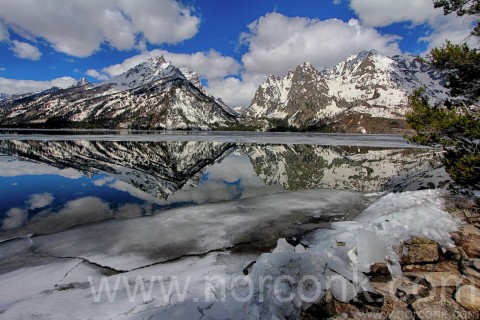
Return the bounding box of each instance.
[454,285,480,311]
[411,298,461,320]
[367,262,392,282]
[462,241,480,259]
[396,283,429,304]
[400,238,439,265]
[458,225,480,259]
[404,271,462,288]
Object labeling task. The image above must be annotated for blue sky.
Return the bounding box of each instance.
[0,0,473,106]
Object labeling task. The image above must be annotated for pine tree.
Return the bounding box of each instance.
[406,1,480,189]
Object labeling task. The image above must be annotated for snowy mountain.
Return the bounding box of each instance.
[0,56,237,130]
[0,93,10,102]
[245,50,450,133]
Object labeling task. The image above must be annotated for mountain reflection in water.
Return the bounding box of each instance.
[0,139,449,239]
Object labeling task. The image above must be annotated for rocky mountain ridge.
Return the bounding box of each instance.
[0,56,237,130]
[0,50,451,133]
[245,50,450,133]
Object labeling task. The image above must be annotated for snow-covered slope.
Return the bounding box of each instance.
[245,50,450,132]
[0,93,11,102]
[0,56,237,130]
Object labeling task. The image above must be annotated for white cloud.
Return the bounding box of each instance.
[85,69,109,81]
[206,74,266,108]
[349,0,473,52]
[27,193,54,210]
[0,76,76,94]
[53,197,112,220]
[0,0,200,57]
[419,14,476,52]
[241,13,401,76]
[350,0,438,27]
[2,208,27,230]
[10,40,42,60]
[0,160,83,179]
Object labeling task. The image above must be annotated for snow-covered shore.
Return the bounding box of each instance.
[0,189,463,320]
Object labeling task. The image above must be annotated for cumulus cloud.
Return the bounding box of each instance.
[10,40,42,60]
[27,193,54,210]
[2,208,28,230]
[241,13,401,76]
[350,0,438,27]
[349,0,473,51]
[0,0,200,57]
[0,76,76,94]
[207,74,266,107]
[419,14,476,51]
[85,69,109,81]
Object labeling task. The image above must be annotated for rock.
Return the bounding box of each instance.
[396,283,429,304]
[303,291,338,318]
[411,298,461,320]
[451,232,462,245]
[404,271,462,288]
[367,262,392,282]
[302,290,364,319]
[462,267,480,288]
[351,291,384,311]
[445,246,462,261]
[401,261,458,273]
[403,265,414,272]
[463,276,480,288]
[458,225,480,259]
[388,308,415,320]
[473,259,480,272]
[400,238,439,265]
[461,240,480,259]
[454,285,480,311]
[459,225,480,237]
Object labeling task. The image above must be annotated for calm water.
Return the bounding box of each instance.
[0,133,449,242]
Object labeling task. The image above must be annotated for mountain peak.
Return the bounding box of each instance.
[70,77,89,88]
[294,61,318,75]
[151,55,166,64]
[98,55,183,91]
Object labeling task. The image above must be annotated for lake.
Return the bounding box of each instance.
[0,131,450,319]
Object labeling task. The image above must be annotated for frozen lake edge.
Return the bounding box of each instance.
[0,130,430,148]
